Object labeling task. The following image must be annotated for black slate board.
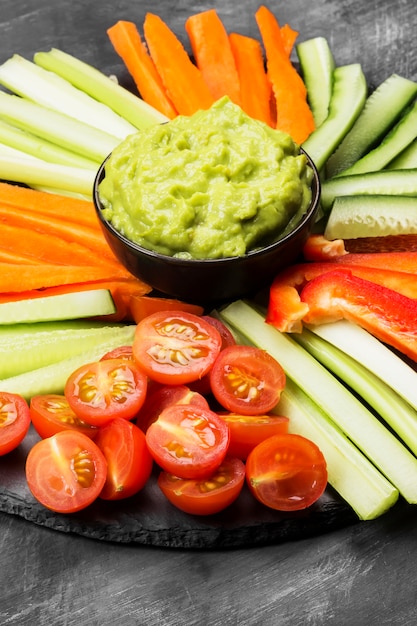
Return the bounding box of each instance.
[0,425,359,549]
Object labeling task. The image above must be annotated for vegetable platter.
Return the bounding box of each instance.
[2,0,417,550]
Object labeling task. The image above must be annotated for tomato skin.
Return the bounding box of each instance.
[136,384,210,432]
[30,394,99,439]
[158,457,245,516]
[219,413,290,460]
[0,392,31,456]
[130,295,204,323]
[94,418,153,500]
[132,311,222,385]
[210,345,286,415]
[25,430,108,513]
[64,358,148,427]
[246,434,328,511]
[146,404,230,480]
[100,345,134,361]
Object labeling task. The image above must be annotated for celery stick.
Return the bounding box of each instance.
[294,326,417,457]
[0,327,136,400]
[0,154,95,196]
[0,119,97,169]
[0,91,119,164]
[309,320,417,411]
[277,378,398,520]
[34,48,168,130]
[0,54,137,140]
[220,300,417,503]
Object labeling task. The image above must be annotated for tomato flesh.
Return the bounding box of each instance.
[219,413,290,460]
[25,430,108,513]
[158,457,245,516]
[132,311,222,385]
[0,392,31,456]
[210,345,286,415]
[136,384,209,432]
[94,417,153,500]
[246,434,328,511]
[64,358,148,426]
[100,345,134,361]
[30,394,99,439]
[146,404,230,479]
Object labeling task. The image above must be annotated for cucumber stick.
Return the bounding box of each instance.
[0,289,116,325]
[326,74,417,177]
[335,100,417,176]
[324,194,417,239]
[220,300,417,504]
[386,138,417,169]
[296,37,335,127]
[0,325,136,400]
[301,64,367,172]
[278,378,398,520]
[0,323,132,379]
[320,168,417,212]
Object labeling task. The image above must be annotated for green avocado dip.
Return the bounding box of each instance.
[98,97,313,260]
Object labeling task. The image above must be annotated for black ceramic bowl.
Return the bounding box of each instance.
[93,150,321,307]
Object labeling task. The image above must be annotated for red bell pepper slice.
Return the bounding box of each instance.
[302,234,348,262]
[300,268,417,362]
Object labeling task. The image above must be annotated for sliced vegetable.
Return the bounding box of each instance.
[219,413,289,460]
[25,430,108,513]
[30,394,99,439]
[146,404,230,479]
[185,9,241,105]
[157,457,245,516]
[0,392,31,455]
[296,36,335,127]
[94,418,153,501]
[129,295,204,323]
[107,20,177,119]
[135,384,209,432]
[246,433,328,511]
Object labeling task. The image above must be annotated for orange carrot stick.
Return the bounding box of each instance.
[280,23,299,57]
[185,9,241,105]
[107,20,177,119]
[229,32,273,126]
[143,12,214,116]
[255,5,315,143]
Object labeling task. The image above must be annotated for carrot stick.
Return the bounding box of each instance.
[229,32,273,126]
[143,12,214,116]
[255,6,315,143]
[185,9,241,105]
[0,182,98,229]
[280,24,299,57]
[0,248,43,264]
[107,20,178,119]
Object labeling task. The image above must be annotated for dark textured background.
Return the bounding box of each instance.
[2,1,417,624]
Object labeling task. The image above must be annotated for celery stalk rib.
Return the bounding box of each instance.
[220,300,417,503]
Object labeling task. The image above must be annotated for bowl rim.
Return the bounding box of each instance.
[93,147,321,267]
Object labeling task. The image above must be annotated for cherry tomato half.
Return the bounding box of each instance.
[136,384,209,432]
[246,434,328,511]
[0,392,31,456]
[158,457,245,516]
[25,430,108,513]
[210,345,286,415]
[130,295,204,323]
[100,345,134,361]
[94,417,153,500]
[146,404,230,480]
[30,394,99,439]
[219,413,290,460]
[132,311,222,385]
[64,358,148,427]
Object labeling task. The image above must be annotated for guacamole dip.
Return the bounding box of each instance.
[98,97,313,260]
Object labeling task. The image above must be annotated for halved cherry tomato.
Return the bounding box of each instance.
[136,384,209,432]
[157,457,245,516]
[130,295,204,323]
[210,345,286,415]
[30,394,99,439]
[94,417,153,500]
[100,345,134,361]
[64,358,148,427]
[132,311,222,385]
[246,434,328,511]
[219,413,290,460]
[25,430,108,513]
[146,404,230,479]
[0,392,31,456]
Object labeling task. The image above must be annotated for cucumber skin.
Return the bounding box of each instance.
[0,326,136,400]
[296,37,335,127]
